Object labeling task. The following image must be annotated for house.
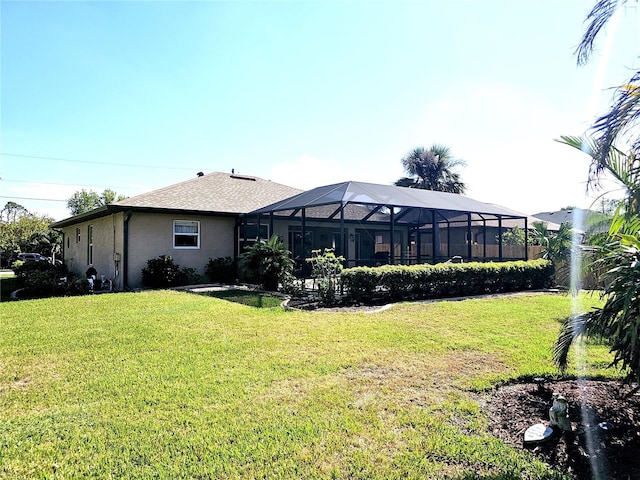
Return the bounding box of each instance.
[53,172,548,290]
[52,172,302,290]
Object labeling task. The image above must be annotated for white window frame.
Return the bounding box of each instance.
[173,220,200,249]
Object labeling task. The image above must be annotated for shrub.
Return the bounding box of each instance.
[341,259,553,303]
[11,260,90,298]
[205,256,237,284]
[239,235,293,291]
[280,274,304,297]
[141,255,198,288]
[181,267,202,286]
[306,249,344,305]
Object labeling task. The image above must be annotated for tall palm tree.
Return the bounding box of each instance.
[395,144,466,194]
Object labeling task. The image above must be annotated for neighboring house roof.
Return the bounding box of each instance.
[52,172,303,228]
[250,181,530,222]
[532,208,594,226]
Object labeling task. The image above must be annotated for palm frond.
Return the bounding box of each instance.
[554,312,596,371]
[590,76,640,173]
[556,134,640,206]
[576,0,627,66]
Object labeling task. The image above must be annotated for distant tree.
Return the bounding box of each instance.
[395,145,466,194]
[1,201,29,223]
[595,197,621,216]
[0,202,60,266]
[101,188,125,205]
[529,221,574,287]
[67,189,126,215]
[500,226,528,246]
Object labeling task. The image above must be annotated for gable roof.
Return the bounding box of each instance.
[114,171,302,214]
[52,172,303,227]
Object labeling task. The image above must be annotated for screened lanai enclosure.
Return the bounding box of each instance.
[242,181,541,273]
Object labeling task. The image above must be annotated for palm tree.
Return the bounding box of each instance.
[530,221,574,287]
[573,0,640,191]
[553,0,640,382]
[395,144,466,194]
[554,228,640,385]
[239,235,293,291]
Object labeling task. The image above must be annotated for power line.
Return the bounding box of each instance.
[0,195,67,202]
[1,153,201,171]
[1,178,136,191]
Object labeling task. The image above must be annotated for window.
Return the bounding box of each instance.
[239,223,269,240]
[238,223,269,252]
[76,228,81,243]
[174,220,200,249]
[87,225,94,265]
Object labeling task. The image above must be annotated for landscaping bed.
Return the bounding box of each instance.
[485,379,640,480]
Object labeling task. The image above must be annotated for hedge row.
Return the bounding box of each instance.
[340,259,554,302]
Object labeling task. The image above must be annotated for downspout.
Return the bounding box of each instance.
[123,210,133,291]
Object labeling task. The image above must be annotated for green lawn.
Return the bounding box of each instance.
[0,290,612,479]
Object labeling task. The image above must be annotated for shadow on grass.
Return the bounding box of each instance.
[200,290,283,308]
[0,276,18,302]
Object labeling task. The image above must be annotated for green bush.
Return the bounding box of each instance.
[306,249,344,305]
[341,259,553,303]
[205,256,237,284]
[141,255,198,288]
[11,260,90,299]
[239,235,293,291]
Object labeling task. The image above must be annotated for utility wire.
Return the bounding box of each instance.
[1,178,137,190]
[0,195,67,202]
[1,153,201,171]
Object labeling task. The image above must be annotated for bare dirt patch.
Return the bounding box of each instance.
[483,379,640,479]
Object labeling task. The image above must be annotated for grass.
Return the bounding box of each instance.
[201,289,283,308]
[0,290,613,479]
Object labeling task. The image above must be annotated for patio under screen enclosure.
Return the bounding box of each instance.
[242,181,541,273]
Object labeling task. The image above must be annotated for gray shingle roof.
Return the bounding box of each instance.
[115,172,303,214]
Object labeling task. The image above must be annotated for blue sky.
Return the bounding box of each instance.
[2,0,639,221]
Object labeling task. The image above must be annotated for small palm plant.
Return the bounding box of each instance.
[239,235,293,291]
[554,224,640,385]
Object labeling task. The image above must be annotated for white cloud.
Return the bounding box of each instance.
[410,82,600,214]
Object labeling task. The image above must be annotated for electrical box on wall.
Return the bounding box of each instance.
[113,252,121,262]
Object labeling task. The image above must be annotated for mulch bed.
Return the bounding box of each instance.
[483,379,640,479]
